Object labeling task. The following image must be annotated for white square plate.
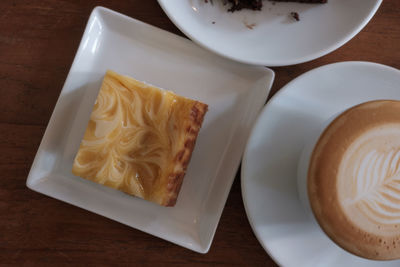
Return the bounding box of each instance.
[26,7,274,253]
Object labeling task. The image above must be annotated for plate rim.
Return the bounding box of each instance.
[26,6,275,254]
[157,0,383,67]
[241,61,400,265]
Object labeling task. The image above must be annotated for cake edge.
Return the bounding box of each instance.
[161,101,208,207]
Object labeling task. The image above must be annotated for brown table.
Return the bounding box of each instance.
[1,0,399,265]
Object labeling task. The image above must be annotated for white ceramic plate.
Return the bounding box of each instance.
[241,61,400,266]
[26,7,274,253]
[158,0,382,66]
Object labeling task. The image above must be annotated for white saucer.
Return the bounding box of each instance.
[158,0,381,66]
[241,62,400,266]
[26,7,274,253]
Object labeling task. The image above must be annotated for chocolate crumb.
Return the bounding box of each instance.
[206,0,326,12]
[290,12,300,21]
[227,0,263,12]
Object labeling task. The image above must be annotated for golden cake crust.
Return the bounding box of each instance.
[161,102,207,206]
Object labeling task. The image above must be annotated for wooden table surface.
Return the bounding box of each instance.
[1,0,399,266]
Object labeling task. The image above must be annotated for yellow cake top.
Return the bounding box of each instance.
[72,70,207,206]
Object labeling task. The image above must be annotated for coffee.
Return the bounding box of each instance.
[307,100,400,260]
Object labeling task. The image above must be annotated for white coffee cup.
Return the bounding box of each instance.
[297,111,340,221]
[296,100,400,260]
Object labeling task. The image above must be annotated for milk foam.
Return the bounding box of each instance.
[338,124,400,228]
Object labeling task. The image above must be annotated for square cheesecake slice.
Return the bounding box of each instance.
[72,70,208,206]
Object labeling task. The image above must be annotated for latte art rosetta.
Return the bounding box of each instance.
[351,149,400,224]
[308,100,400,260]
[338,124,400,227]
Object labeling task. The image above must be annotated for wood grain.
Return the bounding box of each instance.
[0,0,399,266]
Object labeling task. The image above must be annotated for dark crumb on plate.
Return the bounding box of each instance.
[212,21,216,24]
[290,12,300,21]
[273,0,326,2]
[206,0,327,12]
[227,0,263,12]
